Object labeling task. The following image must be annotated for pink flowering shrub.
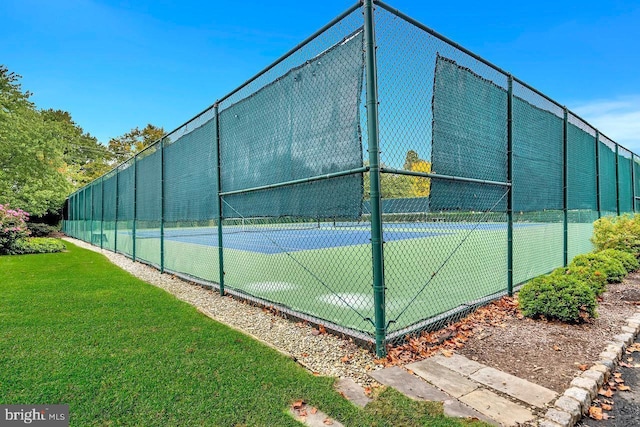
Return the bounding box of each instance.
[0,204,30,254]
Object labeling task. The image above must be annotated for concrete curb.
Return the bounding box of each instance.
[538,310,640,427]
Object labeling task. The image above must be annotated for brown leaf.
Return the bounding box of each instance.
[598,388,613,398]
[589,406,603,420]
[292,400,304,409]
[406,369,414,376]
[318,325,327,334]
[299,410,307,417]
[614,377,625,384]
[553,345,561,351]
[340,354,352,363]
[310,407,318,414]
[364,386,372,396]
[614,372,622,378]
[601,403,613,411]
[441,349,454,357]
[619,385,631,391]
[323,418,334,425]
[578,364,588,371]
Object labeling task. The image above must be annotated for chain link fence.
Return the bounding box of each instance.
[63,0,638,355]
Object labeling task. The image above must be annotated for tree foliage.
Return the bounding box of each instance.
[108,124,164,164]
[0,65,115,216]
[363,150,432,200]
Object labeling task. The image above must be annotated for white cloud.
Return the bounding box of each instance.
[571,95,640,153]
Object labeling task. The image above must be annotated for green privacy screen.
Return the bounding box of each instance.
[219,30,364,219]
[599,139,618,214]
[164,113,219,283]
[431,56,507,212]
[63,2,639,350]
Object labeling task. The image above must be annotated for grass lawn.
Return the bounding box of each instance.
[0,241,488,426]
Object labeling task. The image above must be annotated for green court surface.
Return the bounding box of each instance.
[84,219,594,337]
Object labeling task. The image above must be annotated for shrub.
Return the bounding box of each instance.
[598,248,640,273]
[518,274,597,322]
[0,204,30,255]
[592,214,640,256]
[570,252,627,283]
[26,222,57,238]
[554,265,607,295]
[9,238,65,255]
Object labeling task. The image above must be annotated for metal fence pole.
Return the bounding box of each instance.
[100,177,104,249]
[160,138,166,273]
[562,107,568,266]
[363,0,386,357]
[507,76,514,296]
[214,103,225,296]
[114,169,119,252]
[633,154,637,213]
[615,143,620,216]
[133,155,138,262]
[595,130,601,218]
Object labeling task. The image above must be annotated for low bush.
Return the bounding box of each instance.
[0,204,30,255]
[597,248,640,273]
[9,238,65,255]
[555,265,607,295]
[592,214,640,255]
[26,222,57,238]
[570,252,626,283]
[518,274,597,322]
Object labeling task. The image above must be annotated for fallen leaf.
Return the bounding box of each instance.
[598,388,613,398]
[620,362,633,368]
[441,349,454,357]
[318,325,327,334]
[601,403,613,411]
[589,406,603,420]
[323,418,334,425]
[310,407,318,414]
[578,364,588,371]
[614,372,622,378]
[292,400,304,409]
[300,410,307,417]
[364,386,372,396]
[340,354,352,363]
[614,377,625,384]
[553,345,561,351]
[619,385,631,391]
[406,369,414,376]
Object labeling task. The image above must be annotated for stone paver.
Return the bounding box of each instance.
[335,378,371,408]
[459,389,535,426]
[290,403,344,427]
[469,366,557,408]
[369,366,449,401]
[407,359,479,398]
[442,399,499,426]
[429,353,485,376]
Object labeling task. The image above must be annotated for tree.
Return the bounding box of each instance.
[108,124,164,164]
[0,66,70,216]
[409,159,431,197]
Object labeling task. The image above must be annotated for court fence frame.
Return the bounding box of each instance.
[63,0,640,357]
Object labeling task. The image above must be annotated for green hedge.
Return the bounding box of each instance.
[9,238,65,255]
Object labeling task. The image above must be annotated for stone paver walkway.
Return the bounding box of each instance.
[371,352,560,426]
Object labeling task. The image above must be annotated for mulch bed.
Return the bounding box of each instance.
[383,273,640,393]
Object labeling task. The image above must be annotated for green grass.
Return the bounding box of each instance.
[0,242,489,427]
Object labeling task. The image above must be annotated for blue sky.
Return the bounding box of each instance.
[2,0,639,152]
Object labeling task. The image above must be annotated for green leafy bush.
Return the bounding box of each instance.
[592,214,640,255]
[570,252,627,283]
[9,238,65,255]
[554,266,607,295]
[0,204,30,255]
[598,248,640,273]
[26,222,57,238]
[518,274,597,322]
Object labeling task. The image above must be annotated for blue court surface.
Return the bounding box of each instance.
[132,221,544,254]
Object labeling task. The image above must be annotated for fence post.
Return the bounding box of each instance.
[100,178,104,249]
[633,154,637,213]
[115,168,119,252]
[615,143,620,216]
[563,107,568,266]
[214,103,225,296]
[595,130,601,218]
[363,0,386,357]
[133,155,138,262]
[160,138,165,273]
[506,75,514,296]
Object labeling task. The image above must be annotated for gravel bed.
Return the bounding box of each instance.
[65,238,381,386]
